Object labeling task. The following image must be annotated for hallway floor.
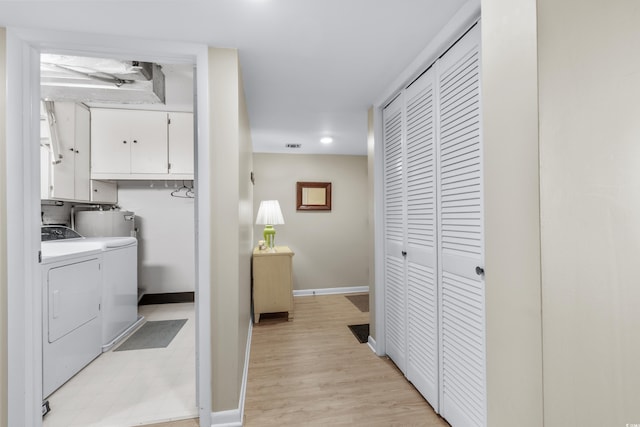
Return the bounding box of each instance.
[244,294,449,426]
[43,302,197,427]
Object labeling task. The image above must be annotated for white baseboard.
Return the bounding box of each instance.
[210,409,242,427]
[293,286,369,297]
[210,319,253,427]
[239,320,252,424]
[367,335,377,354]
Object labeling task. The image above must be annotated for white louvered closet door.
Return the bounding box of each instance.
[382,94,407,373]
[404,67,439,409]
[436,24,486,427]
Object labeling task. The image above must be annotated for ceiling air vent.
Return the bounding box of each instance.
[286,144,301,149]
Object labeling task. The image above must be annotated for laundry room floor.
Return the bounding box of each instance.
[43,302,197,427]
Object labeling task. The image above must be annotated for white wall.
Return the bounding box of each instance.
[253,153,368,291]
[117,181,195,294]
[208,47,254,413]
[538,1,640,425]
[481,0,544,426]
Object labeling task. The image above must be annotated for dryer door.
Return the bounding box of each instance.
[48,258,101,343]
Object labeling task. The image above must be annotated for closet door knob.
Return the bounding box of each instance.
[475,266,485,276]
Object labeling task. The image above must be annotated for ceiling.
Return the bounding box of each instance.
[0,0,471,155]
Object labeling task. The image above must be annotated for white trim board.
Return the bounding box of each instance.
[293,286,369,297]
[367,336,377,354]
[210,409,242,427]
[210,317,252,427]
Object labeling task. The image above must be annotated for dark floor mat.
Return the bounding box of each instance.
[345,294,369,312]
[115,319,187,351]
[348,323,370,344]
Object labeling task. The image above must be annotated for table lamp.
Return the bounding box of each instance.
[255,200,285,250]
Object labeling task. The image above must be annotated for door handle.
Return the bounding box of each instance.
[475,266,485,276]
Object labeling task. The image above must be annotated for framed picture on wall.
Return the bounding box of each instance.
[296,182,331,211]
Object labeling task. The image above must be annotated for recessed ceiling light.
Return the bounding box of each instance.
[320,137,333,144]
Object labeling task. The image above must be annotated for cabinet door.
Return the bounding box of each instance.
[91,109,132,174]
[253,255,292,313]
[49,102,76,200]
[129,110,168,174]
[73,104,91,201]
[90,180,118,204]
[168,112,194,175]
[41,145,53,199]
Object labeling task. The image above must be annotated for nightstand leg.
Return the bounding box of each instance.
[254,312,260,324]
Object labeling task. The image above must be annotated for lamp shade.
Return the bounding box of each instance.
[255,200,285,225]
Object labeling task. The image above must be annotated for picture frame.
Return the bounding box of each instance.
[296,182,332,211]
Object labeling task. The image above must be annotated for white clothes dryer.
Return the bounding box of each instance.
[41,229,103,398]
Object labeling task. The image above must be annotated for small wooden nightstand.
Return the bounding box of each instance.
[252,246,294,323]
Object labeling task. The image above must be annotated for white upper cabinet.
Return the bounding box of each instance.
[41,102,91,202]
[91,109,193,180]
[168,112,194,175]
[91,109,168,177]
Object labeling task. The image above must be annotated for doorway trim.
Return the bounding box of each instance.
[5,28,212,427]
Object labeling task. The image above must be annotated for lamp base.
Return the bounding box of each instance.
[263,225,276,249]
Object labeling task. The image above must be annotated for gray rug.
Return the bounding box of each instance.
[115,319,187,351]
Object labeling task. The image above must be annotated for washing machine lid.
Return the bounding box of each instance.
[82,236,137,249]
[41,226,83,241]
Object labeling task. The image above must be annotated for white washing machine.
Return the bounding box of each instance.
[81,236,142,351]
[41,228,103,398]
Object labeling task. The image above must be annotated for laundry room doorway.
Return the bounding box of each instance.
[5,30,212,427]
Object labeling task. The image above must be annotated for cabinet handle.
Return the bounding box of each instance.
[401,251,407,257]
[475,266,485,276]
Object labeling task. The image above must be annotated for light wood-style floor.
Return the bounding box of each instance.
[143,294,448,427]
[244,294,449,427]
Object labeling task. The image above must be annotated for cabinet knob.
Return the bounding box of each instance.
[133,140,138,144]
[94,189,98,192]
[75,150,79,154]
[475,266,485,276]
[123,140,127,144]
[401,251,407,257]
[69,148,74,152]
